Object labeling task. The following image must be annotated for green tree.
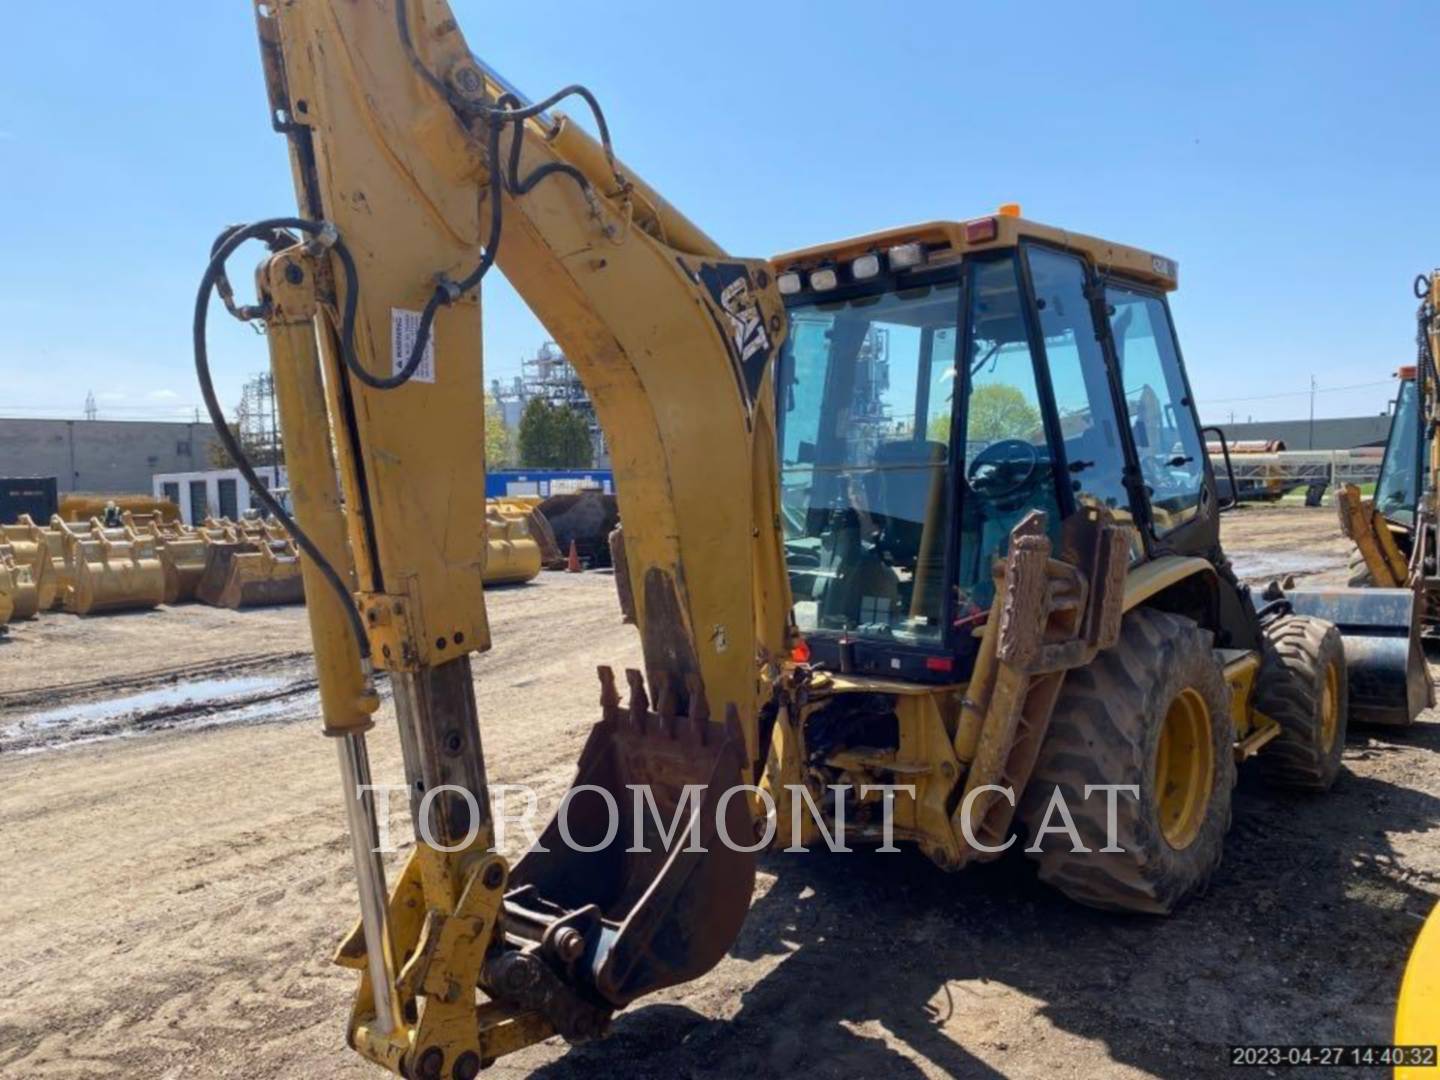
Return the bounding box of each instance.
[517,399,594,468]
[931,383,1040,443]
[484,393,514,467]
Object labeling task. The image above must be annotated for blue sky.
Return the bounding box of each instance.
[1,2,1435,426]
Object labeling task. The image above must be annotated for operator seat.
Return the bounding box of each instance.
[869,439,947,561]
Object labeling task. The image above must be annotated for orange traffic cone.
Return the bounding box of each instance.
[566,539,581,573]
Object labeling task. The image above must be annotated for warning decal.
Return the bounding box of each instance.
[391,308,436,384]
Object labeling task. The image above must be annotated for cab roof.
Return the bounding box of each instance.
[771,209,1179,292]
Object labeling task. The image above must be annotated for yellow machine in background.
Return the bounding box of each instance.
[196,2,1421,1072]
[1346,277,1440,620]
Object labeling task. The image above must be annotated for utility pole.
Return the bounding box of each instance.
[84,391,96,421]
[1308,375,1317,450]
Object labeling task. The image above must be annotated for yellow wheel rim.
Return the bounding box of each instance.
[1154,687,1215,851]
[1319,659,1340,753]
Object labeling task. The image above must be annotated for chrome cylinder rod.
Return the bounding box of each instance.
[336,731,400,1035]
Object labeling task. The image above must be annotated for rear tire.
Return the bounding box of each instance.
[1254,615,1347,791]
[1019,609,1235,915]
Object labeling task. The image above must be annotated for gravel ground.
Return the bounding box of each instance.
[1,509,1436,1079]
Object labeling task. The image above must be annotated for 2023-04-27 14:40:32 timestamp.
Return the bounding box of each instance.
[1230,1045,1438,1068]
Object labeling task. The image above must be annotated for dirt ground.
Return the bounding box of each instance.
[2,506,1438,1079]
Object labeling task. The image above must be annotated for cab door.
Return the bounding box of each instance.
[1103,280,1215,553]
[1020,244,1142,541]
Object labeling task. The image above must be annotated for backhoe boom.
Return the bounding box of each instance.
[240,0,792,1069]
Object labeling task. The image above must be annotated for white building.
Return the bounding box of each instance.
[152,466,286,525]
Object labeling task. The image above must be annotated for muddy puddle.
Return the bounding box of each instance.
[0,675,319,755]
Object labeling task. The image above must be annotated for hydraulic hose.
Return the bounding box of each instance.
[193,217,372,661]
[195,6,628,663]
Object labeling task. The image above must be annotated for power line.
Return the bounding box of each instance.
[1196,379,1392,407]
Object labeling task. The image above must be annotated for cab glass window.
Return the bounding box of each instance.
[778,283,960,644]
[1025,247,1134,531]
[1376,377,1422,526]
[1106,285,1207,535]
[955,255,1062,616]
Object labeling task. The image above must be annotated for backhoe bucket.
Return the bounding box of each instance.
[195,539,305,608]
[505,667,756,1010]
[155,533,210,603]
[61,523,165,615]
[1,520,58,610]
[1287,587,1431,725]
[0,556,38,622]
[482,507,543,585]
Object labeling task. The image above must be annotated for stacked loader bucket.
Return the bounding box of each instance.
[1,517,59,610]
[123,513,214,604]
[194,518,305,608]
[0,548,39,623]
[492,497,564,568]
[483,504,543,585]
[52,517,165,615]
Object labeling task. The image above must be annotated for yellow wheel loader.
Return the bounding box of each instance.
[196,2,1425,1072]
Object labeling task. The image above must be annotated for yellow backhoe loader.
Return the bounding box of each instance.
[197,3,1426,1073]
[1344,277,1439,610]
[1321,274,1440,724]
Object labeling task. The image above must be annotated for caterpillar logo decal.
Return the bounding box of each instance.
[695,261,774,410]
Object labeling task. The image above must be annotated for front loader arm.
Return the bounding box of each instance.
[238,0,791,1072]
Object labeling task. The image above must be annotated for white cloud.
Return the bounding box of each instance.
[146,389,180,401]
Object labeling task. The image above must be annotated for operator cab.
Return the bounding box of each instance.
[1374,365,1426,530]
[774,208,1216,682]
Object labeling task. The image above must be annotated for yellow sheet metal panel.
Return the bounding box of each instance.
[1122,555,1217,611]
[270,0,491,669]
[1396,902,1440,1079]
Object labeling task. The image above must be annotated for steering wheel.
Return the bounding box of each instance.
[967,439,1040,502]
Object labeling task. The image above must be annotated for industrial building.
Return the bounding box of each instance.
[152,466,286,525]
[0,418,224,495]
[1209,414,1393,451]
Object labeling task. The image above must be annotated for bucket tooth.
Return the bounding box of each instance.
[625,669,649,726]
[597,665,620,716]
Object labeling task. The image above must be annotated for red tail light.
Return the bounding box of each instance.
[963,217,998,244]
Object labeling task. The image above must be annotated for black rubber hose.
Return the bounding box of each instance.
[193,217,372,661]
